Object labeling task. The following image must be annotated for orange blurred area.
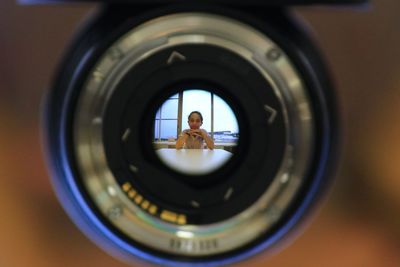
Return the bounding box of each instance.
[1,0,400,266]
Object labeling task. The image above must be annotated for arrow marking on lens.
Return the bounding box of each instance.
[129,165,139,173]
[224,187,234,201]
[122,128,131,142]
[264,105,277,124]
[191,201,200,208]
[167,51,186,65]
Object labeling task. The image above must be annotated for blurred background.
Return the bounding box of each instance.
[1,0,400,266]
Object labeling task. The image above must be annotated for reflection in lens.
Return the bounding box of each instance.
[153,89,239,175]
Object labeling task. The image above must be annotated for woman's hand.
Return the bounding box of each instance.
[176,130,190,149]
[199,129,208,138]
[189,129,204,138]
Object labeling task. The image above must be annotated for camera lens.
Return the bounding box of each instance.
[45,6,337,266]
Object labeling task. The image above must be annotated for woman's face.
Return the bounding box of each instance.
[188,113,202,129]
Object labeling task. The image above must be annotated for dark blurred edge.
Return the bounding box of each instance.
[17,0,369,7]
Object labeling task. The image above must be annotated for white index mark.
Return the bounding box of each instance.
[167,51,186,65]
[224,187,234,201]
[264,105,277,124]
[122,128,131,142]
[129,165,139,173]
[280,173,289,184]
[107,186,117,196]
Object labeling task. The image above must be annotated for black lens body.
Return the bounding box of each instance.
[42,2,344,266]
[20,0,368,5]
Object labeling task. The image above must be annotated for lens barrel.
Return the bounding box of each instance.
[44,5,338,266]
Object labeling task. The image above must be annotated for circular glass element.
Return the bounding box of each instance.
[153,89,240,176]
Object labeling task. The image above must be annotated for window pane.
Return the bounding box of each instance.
[161,99,178,119]
[213,94,239,132]
[154,119,160,140]
[160,120,178,140]
[214,94,239,142]
[181,90,211,132]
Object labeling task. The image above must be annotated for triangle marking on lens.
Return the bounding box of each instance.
[122,128,131,142]
[264,105,277,124]
[167,51,186,65]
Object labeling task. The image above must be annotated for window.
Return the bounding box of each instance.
[154,90,239,143]
[181,90,211,134]
[154,94,179,141]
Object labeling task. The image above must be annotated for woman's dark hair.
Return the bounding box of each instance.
[188,111,203,122]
